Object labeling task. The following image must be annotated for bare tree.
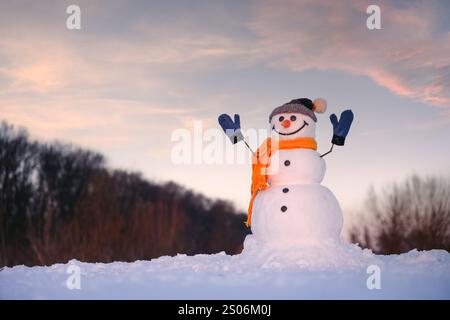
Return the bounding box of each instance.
[0,122,37,266]
[350,176,450,254]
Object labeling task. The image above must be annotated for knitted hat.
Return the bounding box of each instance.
[269,98,327,123]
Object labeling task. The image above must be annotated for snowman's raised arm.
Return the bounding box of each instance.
[218,114,243,144]
[218,113,256,156]
[320,110,354,158]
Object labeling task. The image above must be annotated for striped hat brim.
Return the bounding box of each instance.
[269,103,317,122]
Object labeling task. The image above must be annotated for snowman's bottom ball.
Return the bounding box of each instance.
[251,184,343,244]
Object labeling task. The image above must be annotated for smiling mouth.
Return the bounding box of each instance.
[273,121,309,136]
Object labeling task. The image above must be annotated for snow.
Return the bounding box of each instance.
[1,238,449,299]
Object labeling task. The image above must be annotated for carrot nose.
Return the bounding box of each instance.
[281,119,291,128]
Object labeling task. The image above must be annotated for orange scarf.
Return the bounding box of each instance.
[246,137,317,227]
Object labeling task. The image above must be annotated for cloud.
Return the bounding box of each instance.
[1,0,448,148]
[0,0,448,108]
[0,3,212,149]
[0,96,191,146]
[248,0,450,107]
[101,34,251,67]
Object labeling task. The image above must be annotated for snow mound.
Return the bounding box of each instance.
[1,239,449,299]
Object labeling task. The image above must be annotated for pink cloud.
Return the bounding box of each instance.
[249,0,450,107]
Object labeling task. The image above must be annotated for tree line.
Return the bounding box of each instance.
[0,121,250,267]
[349,175,450,254]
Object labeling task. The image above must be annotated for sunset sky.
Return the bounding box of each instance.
[0,0,449,228]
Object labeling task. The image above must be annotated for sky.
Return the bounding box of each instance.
[0,0,449,229]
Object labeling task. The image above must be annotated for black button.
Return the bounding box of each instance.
[281,206,287,212]
[284,160,290,166]
[283,188,289,193]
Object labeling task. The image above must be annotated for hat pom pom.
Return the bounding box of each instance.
[313,98,327,113]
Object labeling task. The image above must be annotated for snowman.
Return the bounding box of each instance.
[219,98,353,247]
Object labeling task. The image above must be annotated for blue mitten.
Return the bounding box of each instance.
[330,110,354,146]
[218,114,244,144]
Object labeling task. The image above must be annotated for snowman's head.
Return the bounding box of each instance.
[269,98,327,140]
[270,112,316,139]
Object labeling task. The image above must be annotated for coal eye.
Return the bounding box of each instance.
[279,116,285,122]
[290,115,297,121]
